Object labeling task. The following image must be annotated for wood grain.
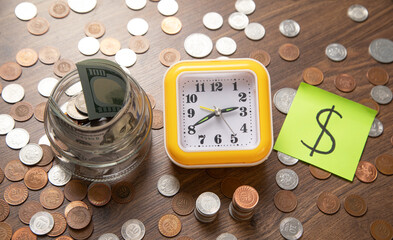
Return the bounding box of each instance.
[0,0,392,239]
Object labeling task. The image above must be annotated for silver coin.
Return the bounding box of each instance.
[325,43,347,62]
[216,37,237,56]
[75,93,88,114]
[39,134,51,146]
[228,12,249,30]
[184,33,213,58]
[277,151,298,166]
[65,82,83,97]
[279,217,303,240]
[38,77,58,97]
[196,192,221,216]
[29,211,54,235]
[15,2,37,21]
[245,22,265,40]
[78,37,100,55]
[68,0,97,13]
[157,0,178,16]
[127,18,149,36]
[276,169,299,190]
[2,83,25,103]
[369,118,383,138]
[125,0,147,10]
[48,164,72,186]
[121,219,145,240]
[273,88,297,114]
[369,38,393,63]
[115,48,137,67]
[371,85,393,104]
[279,19,300,37]
[157,174,180,197]
[19,143,43,166]
[98,233,120,240]
[235,0,255,15]
[66,96,88,121]
[217,232,237,240]
[203,12,223,30]
[0,114,15,135]
[6,128,29,150]
[347,4,368,22]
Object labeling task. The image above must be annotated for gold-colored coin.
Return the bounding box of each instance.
[16,48,38,67]
[100,37,121,56]
[161,17,182,34]
[158,214,182,238]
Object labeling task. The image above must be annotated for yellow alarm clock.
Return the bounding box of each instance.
[163,59,273,168]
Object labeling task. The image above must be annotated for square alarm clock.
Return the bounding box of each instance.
[163,59,273,168]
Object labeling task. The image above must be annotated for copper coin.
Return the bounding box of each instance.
[0,167,4,184]
[66,206,91,229]
[317,191,340,215]
[309,165,331,180]
[49,0,70,18]
[233,185,259,211]
[37,144,54,166]
[84,21,105,38]
[375,154,393,175]
[111,181,135,204]
[24,167,48,190]
[16,48,38,67]
[159,48,180,67]
[11,226,36,240]
[27,17,49,35]
[152,109,164,129]
[38,46,61,65]
[302,67,324,85]
[0,199,10,221]
[53,59,76,77]
[0,222,12,240]
[4,159,29,182]
[391,136,393,147]
[343,194,367,217]
[370,219,393,240]
[359,98,379,115]
[161,16,182,34]
[356,161,378,183]
[274,190,297,213]
[47,212,67,237]
[40,186,64,209]
[100,37,121,56]
[278,43,300,61]
[55,236,73,240]
[87,183,111,206]
[64,201,90,218]
[0,62,22,81]
[147,93,156,109]
[9,101,33,122]
[18,201,43,224]
[4,182,28,206]
[367,67,389,85]
[129,36,150,54]
[220,177,242,198]
[171,192,195,216]
[33,102,47,122]
[68,221,93,240]
[249,49,270,67]
[334,74,356,92]
[158,214,182,238]
[64,180,88,202]
[40,161,53,172]
[206,168,229,179]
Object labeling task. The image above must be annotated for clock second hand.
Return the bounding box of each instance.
[200,106,237,135]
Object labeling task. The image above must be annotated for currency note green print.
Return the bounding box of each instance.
[274,83,377,181]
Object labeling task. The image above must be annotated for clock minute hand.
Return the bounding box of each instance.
[220,107,239,113]
[193,112,215,127]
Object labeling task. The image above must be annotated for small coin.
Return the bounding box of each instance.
[84,21,105,38]
[87,183,111,206]
[274,190,297,213]
[302,67,323,85]
[370,219,393,240]
[273,88,297,114]
[34,102,47,122]
[126,0,146,10]
[196,192,221,216]
[111,181,135,204]
[343,194,367,217]
[152,109,164,130]
[30,211,55,235]
[75,93,87,114]
[48,164,72,186]
[54,59,76,77]
[370,85,393,105]
[279,217,303,240]
[161,16,182,35]
[216,37,237,56]
[358,98,379,115]
[245,22,265,40]
[375,154,393,176]
[309,165,331,180]
[147,93,156,109]
[335,73,356,92]
[203,12,223,30]
[216,233,237,240]
[0,222,12,240]
[39,134,51,145]
[279,43,300,61]
[40,186,64,209]
[369,118,383,138]
[277,152,298,166]
[0,62,22,81]
[100,37,121,56]
[317,191,340,214]
[235,0,255,15]
[184,33,213,58]
[65,82,82,97]
[66,206,91,229]
[4,182,28,205]
[39,46,61,64]
[348,4,368,22]
[41,162,53,172]
[49,0,70,18]
[158,214,181,238]
[326,43,347,62]
[68,221,94,240]
[115,48,137,67]
[6,128,29,149]
[367,67,389,85]
[276,169,299,190]
[78,37,100,55]
[19,143,43,165]
[249,49,271,67]
[24,167,48,190]
[220,177,242,199]
[48,212,67,237]
[27,17,49,35]
[121,219,145,240]
[15,2,37,20]
[36,144,53,166]
[18,200,43,224]
[159,48,180,67]
[233,185,259,211]
[172,192,195,216]
[55,235,74,240]
[68,0,97,13]
[10,101,33,122]
[98,233,120,240]
[369,38,393,64]
[16,48,38,67]
[228,12,249,30]
[129,36,150,54]
[279,19,300,38]
[64,180,88,201]
[356,161,377,183]
[157,0,179,16]
[127,18,149,36]
[0,199,10,222]
[12,227,36,240]
[2,83,25,103]
[4,159,28,181]
[64,201,90,218]
[157,174,180,197]
[66,96,88,121]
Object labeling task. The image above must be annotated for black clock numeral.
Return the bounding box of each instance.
[188,125,196,135]
[230,134,238,143]
[233,82,238,91]
[240,107,247,117]
[198,135,206,144]
[240,123,247,133]
[211,82,223,92]
[195,83,205,92]
[186,94,198,103]
[238,92,247,102]
[187,108,195,118]
[214,134,222,144]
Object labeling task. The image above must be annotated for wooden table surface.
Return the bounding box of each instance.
[1,0,392,239]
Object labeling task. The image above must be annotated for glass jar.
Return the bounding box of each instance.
[44,69,152,182]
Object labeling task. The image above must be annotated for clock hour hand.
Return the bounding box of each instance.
[193,112,215,127]
[220,107,239,113]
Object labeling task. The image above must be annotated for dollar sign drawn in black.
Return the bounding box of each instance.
[301,105,342,156]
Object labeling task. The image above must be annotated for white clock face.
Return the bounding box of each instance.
[177,71,260,152]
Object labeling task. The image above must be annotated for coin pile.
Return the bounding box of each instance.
[194,192,221,223]
[229,185,259,221]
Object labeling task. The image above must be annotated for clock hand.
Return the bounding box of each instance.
[213,106,236,135]
[193,112,215,127]
[220,107,239,113]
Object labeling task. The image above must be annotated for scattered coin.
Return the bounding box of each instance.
[55,235,74,240]
[172,192,195,216]
[68,221,94,240]
[121,219,145,240]
[217,233,237,240]
[12,227,36,240]
[54,59,76,77]
[4,182,29,205]
[302,67,323,85]
[228,12,249,30]
[220,177,242,198]
[30,211,55,235]
[100,37,121,56]
[195,192,221,223]
[126,0,147,10]
[245,22,265,40]
[98,233,120,240]
[375,154,393,175]
[48,164,72,186]
[127,18,149,36]
[27,16,50,35]
[367,67,389,85]
[184,33,213,58]
[15,2,37,20]
[203,12,223,30]
[326,43,347,62]
[370,85,392,104]
[279,43,300,61]
[34,102,47,122]
[18,200,43,224]
[274,190,297,213]
[129,36,150,54]
[309,165,331,180]
[47,212,67,237]
[317,191,340,214]
[68,0,97,13]
[40,186,64,209]
[9,101,32,122]
[16,48,38,67]
[147,93,156,109]
[235,0,255,15]
[19,143,43,165]
[216,37,237,56]
[152,109,164,129]
[277,151,298,166]
[64,180,88,201]
[38,46,61,65]
[347,4,368,22]
[358,98,379,115]
[24,167,48,190]
[4,159,28,181]
[84,21,105,38]
[111,181,135,204]
[369,118,383,138]
[159,48,181,67]
[343,194,367,217]
[38,77,59,97]
[78,37,100,56]
[0,199,10,222]
[279,19,300,37]
[0,62,22,81]
[1,83,25,103]
[279,217,303,240]
[157,174,180,197]
[370,219,393,240]
[369,38,393,63]
[158,214,181,238]
[88,183,112,206]
[161,16,182,34]
[6,128,29,149]
[276,169,299,190]
[233,185,259,212]
[115,48,137,67]
[249,49,271,67]
[335,73,356,92]
[356,161,377,183]
[273,88,297,114]
[64,201,91,218]
[49,0,70,18]
[39,134,51,146]
[67,206,91,229]
[0,222,12,240]
[157,0,179,16]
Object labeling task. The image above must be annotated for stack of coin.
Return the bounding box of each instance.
[194,192,221,223]
[229,185,259,221]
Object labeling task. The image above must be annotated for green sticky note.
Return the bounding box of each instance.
[274,83,377,181]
